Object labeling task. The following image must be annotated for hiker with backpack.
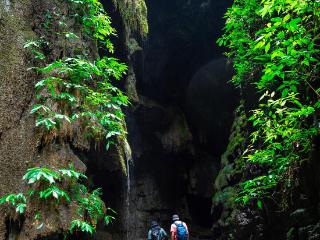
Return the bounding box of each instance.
[170,214,189,240]
[148,221,168,240]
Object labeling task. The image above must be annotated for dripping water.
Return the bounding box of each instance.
[140,36,149,84]
[124,139,133,240]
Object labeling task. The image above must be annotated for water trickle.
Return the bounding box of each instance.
[124,139,133,240]
[124,139,132,192]
[141,37,149,83]
[3,0,10,12]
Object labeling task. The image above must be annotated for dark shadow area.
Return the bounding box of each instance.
[5,219,23,240]
[136,0,233,105]
[78,0,239,239]
[130,0,238,232]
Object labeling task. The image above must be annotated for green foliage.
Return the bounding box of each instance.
[104,208,116,225]
[76,188,105,223]
[24,40,46,60]
[39,185,71,201]
[219,0,320,205]
[59,169,87,179]
[236,92,316,203]
[31,56,128,145]
[23,167,83,202]
[0,166,115,236]
[70,219,95,235]
[1,0,125,236]
[68,0,117,52]
[23,167,61,184]
[27,0,129,149]
[0,193,27,214]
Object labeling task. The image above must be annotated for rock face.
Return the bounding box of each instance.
[186,58,235,151]
[122,97,221,240]
[0,1,37,238]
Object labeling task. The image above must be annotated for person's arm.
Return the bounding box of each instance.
[171,231,175,240]
[183,223,189,240]
[170,224,175,240]
[161,228,168,236]
[161,228,168,239]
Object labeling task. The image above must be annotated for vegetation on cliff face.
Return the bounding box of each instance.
[30,0,128,147]
[0,167,115,235]
[0,0,128,237]
[111,0,148,37]
[218,0,320,206]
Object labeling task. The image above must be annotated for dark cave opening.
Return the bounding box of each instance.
[82,0,239,239]
[133,0,239,157]
[136,0,234,104]
[130,0,238,231]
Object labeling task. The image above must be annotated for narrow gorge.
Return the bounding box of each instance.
[0,0,319,240]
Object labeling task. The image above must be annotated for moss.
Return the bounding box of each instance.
[214,164,234,190]
[118,146,128,176]
[212,186,236,209]
[127,38,143,55]
[213,101,248,208]
[111,0,149,37]
[220,101,247,167]
[114,137,132,176]
[125,67,140,102]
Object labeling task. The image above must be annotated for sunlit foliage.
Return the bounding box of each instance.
[218,0,320,206]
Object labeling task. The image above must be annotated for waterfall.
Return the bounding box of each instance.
[124,139,133,240]
[141,37,149,84]
[125,156,131,240]
[3,0,10,12]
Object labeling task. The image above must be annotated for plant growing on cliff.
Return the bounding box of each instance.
[218,0,320,206]
[0,167,115,236]
[24,40,46,60]
[31,56,128,146]
[0,193,27,214]
[30,0,129,148]
[0,0,128,237]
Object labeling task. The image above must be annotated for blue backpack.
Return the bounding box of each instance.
[175,222,188,240]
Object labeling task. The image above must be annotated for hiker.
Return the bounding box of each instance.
[170,214,189,240]
[148,220,168,240]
